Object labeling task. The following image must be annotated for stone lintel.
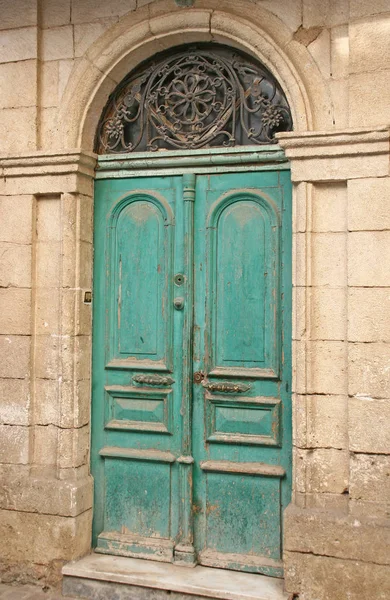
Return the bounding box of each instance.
[277,126,390,182]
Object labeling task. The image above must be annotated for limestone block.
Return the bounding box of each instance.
[0,60,37,109]
[284,551,390,599]
[59,59,76,100]
[256,0,302,31]
[0,195,33,244]
[292,182,307,234]
[35,241,61,288]
[0,107,37,152]
[0,336,30,379]
[34,378,59,426]
[61,289,92,337]
[312,182,347,233]
[0,27,37,63]
[349,397,390,454]
[79,241,93,288]
[0,289,31,335]
[349,70,390,127]
[0,508,92,564]
[296,490,349,511]
[308,29,331,80]
[41,0,71,28]
[292,339,307,394]
[312,233,347,287]
[348,231,390,286]
[0,379,29,426]
[33,335,59,380]
[0,243,32,288]
[79,195,93,243]
[59,379,91,429]
[350,0,390,19]
[329,79,349,129]
[330,26,349,79]
[61,335,91,382]
[0,0,37,29]
[348,288,390,342]
[71,0,136,24]
[292,286,306,341]
[74,19,119,58]
[58,425,90,469]
[349,342,390,398]
[303,0,349,27]
[0,425,29,464]
[41,26,73,61]
[307,341,347,395]
[35,288,60,335]
[33,424,58,467]
[295,447,349,494]
[293,232,306,287]
[40,61,59,108]
[284,504,390,564]
[37,195,61,241]
[39,106,59,150]
[348,177,390,231]
[311,287,347,341]
[350,14,390,74]
[350,453,390,502]
[292,394,307,447]
[350,498,390,519]
[306,395,348,449]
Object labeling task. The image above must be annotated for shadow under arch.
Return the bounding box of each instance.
[58,0,333,151]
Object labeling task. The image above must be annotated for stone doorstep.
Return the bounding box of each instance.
[62,553,289,600]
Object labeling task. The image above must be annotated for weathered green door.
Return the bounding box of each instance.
[92,164,292,577]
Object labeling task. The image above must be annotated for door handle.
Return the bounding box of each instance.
[201,381,251,393]
[133,374,175,386]
[174,297,184,310]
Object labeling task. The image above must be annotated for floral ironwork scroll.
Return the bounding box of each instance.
[95,44,293,154]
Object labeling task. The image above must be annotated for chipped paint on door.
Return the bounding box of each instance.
[91,167,292,576]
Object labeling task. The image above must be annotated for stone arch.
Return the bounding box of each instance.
[58,0,333,151]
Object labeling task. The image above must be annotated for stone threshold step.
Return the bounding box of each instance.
[62,553,289,600]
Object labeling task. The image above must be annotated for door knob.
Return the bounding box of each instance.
[174,297,184,310]
[193,371,205,383]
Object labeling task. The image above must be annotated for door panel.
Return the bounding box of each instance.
[192,171,291,577]
[92,168,292,575]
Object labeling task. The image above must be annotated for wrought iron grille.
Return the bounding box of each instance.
[95,44,293,154]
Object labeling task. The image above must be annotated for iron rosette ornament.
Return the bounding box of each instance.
[95,45,293,153]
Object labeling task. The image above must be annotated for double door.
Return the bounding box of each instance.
[91,168,292,577]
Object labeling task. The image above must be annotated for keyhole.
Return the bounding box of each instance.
[174,273,185,286]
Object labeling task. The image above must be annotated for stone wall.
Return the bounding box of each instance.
[0,1,389,598]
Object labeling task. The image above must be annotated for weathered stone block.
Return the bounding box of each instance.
[40,0,71,28]
[34,335,59,380]
[350,14,390,74]
[350,498,390,519]
[41,26,74,61]
[35,288,60,335]
[0,0,37,29]
[311,287,347,341]
[34,378,59,426]
[33,424,58,467]
[306,395,348,449]
[350,453,390,502]
[295,447,349,494]
[74,19,119,58]
[350,0,390,19]
[0,425,29,464]
[284,504,390,564]
[312,182,347,233]
[0,107,37,152]
[71,0,136,24]
[348,176,390,231]
[0,379,29,426]
[307,341,347,395]
[284,551,390,599]
[0,336,30,379]
[0,508,92,564]
[0,289,31,335]
[37,195,62,241]
[349,397,390,453]
[348,231,390,286]
[348,287,390,342]
[0,27,37,63]
[349,342,390,398]
[58,425,90,469]
[312,233,347,287]
[349,70,390,127]
[0,243,32,288]
[59,379,91,429]
[35,241,61,288]
[0,60,37,109]
[40,60,59,108]
[0,196,33,244]
[331,25,349,79]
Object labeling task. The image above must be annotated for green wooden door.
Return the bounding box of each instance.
[92,167,292,576]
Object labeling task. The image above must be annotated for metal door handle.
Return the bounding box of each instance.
[133,374,175,386]
[201,381,251,393]
[174,297,184,310]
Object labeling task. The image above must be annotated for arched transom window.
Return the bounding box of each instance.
[95,44,293,154]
